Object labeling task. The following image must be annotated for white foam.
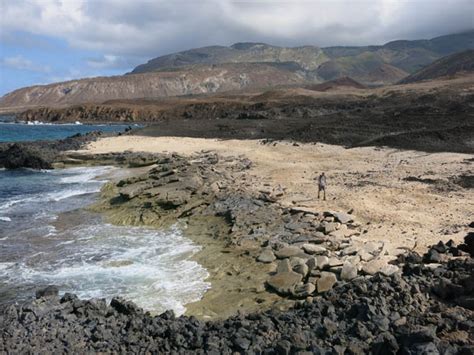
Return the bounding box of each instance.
[0,262,15,271]
[1,225,210,316]
[0,216,11,222]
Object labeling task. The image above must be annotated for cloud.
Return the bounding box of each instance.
[1,55,51,73]
[1,0,472,62]
[86,54,137,70]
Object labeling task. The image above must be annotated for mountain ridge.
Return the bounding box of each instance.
[1,30,473,110]
[399,49,474,84]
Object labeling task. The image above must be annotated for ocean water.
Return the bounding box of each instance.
[0,124,210,315]
[0,121,134,142]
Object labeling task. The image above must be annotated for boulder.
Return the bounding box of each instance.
[257,249,276,263]
[334,212,354,224]
[362,242,382,255]
[328,257,344,268]
[267,271,303,295]
[293,263,309,277]
[276,259,292,273]
[380,264,400,276]
[110,297,142,316]
[289,257,306,267]
[340,262,358,281]
[324,223,338,234]
[0,144,53,170]
[317,272,338,293]
[274,246,301,259]
[35,285,59,299]
[362,258,394,275]
[316,256,330,270]
[306,257,317,271]
[293,283,316,298]
[302,244,327,255]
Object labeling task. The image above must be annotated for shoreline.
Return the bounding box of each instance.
[66,138,473,319]
[1,136,473,352]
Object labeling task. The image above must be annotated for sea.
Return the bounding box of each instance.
[0,120,210,315]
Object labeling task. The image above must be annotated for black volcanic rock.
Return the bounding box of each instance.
[0,143,53,169]
[1,252,473,353]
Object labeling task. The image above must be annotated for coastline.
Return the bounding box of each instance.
[1,134,473,352]
[66,136,473,318]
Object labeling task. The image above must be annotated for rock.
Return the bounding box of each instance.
[293,283,316,298]
[289,257,306,267]
[362,242,382,255]
[317,272,338,293]
[459,232,474,256]
[424,249,444,263]
[316,256,330,270]
[334,212,354,224]
[257,249,276,263]
[277,259,292,273]
[233,337,251,351]
[110,297,142,315]
[342,245,359,256]
[328,257,344,267]
[358,250,375,262]
[306,257,317,271]
[362,258,394,275]
[267,271,303,295]
[324,222,338,234]
[274,246,302,259]
[340,262,358,281]
[35,285,59,299]
[293,263,309,277]
[0,143,53,169]
[380,264,400,276]
[302,244,327,255]
[276,340,292,355]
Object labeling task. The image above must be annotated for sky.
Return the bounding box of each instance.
[0,0,473,96]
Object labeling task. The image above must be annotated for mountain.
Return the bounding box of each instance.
[1,30,473,110]
[399,50,474,84]
[303,77,366,91]
[0,63,309,109]
[131,43,329,73]
[131,31,474,85]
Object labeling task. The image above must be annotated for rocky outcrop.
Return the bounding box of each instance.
[1,254,472,353]
[0,131,108,169]
[0,143,53,169]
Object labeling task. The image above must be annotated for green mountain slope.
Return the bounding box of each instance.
[399,50,474,84]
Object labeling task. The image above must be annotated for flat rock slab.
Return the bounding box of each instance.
[334,212,354,224]
[267,271,303,295]
[362,257,394,275]
[328,257,344,267]
[277,259,292,273]
[275,246,302,259]
[257,249,276,263]
[302,244,327,255]
[290,207,320,215]
[317,272,338,293]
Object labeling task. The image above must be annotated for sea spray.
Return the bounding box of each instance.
[0,166,210,315]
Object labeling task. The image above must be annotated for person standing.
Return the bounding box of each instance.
[318,172,326,201]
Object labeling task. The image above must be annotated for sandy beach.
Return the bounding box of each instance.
[80,135,473,253]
